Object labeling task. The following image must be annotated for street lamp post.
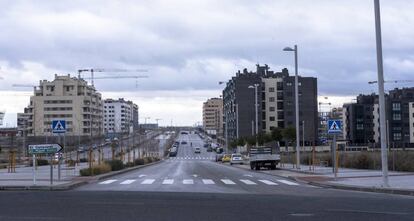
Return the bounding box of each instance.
[248,84,259,146]
[283,45,300,169]
[374,0,389,187]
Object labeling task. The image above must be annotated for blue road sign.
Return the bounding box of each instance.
[52,120,66,133]
[327,120,342,134]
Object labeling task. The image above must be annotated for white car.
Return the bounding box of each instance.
[194,147,201,154]
[230,154,243,165]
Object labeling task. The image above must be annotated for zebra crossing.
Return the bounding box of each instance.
[98,178,299,186]
[167,156,215,161]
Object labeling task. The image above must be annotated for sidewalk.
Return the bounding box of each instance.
[231,161,414,195]
[0,163,89,190]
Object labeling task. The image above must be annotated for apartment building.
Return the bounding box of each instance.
[103,98,139,134]
[223,64,318,145]
[24,74,103,137]
[343,88,414,148]
[202,98,223,137]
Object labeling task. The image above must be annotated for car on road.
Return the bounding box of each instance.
[215,147,223,154]
[194,147,201,153]
[221,154,231,163]
[181,141,187,145]
[230,154,243,165]
[206,147,213,152]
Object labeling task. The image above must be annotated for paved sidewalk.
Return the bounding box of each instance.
[228,161,414,195]
[0,162,89,188]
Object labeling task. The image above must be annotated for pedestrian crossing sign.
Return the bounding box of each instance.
[327,120,342,134]
[52,120,66,133]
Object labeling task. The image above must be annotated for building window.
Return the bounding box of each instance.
[269,117,275,121]
[269,87,275,92]
[393,113,401,120]
[357,124,364,130]
[269,107,275,112]
[393,132,402,141]
[392,103,401,111]
[286,82,292,86]
[269,97,275,102]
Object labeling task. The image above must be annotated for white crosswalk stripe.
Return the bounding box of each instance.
[239,179,257,185]
[276,180,299,186]
[221,179,236,185]
[183,179,194,184]
[258,180,278,185]
[162,179,174,184]
[202,179,215,184]
[99,179,117,184]
[141,179,156,184]
[120,180,136,185]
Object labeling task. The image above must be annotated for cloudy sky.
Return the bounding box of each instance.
[0,0,413,126]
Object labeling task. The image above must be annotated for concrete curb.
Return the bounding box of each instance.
[0,180,88,191]
[95,160,163,181]
[305,180,414,196]
[0,160,163,191]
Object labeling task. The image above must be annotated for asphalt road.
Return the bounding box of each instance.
[1,132,413,221]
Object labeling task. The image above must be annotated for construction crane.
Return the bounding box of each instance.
[78,68,148,86]
[12,84,36,88]
[368,80,414,84]
[83,75,148,88]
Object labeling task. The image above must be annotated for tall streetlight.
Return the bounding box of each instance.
[283,45,300,169]
[374,0,389,187]
[248,84,259,146]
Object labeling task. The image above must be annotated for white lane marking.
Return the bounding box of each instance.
[183,179,194,184]
[162,179,174,184]
[99,179,117,184]
[277,179,299,186]
[221,179,236,185]
[192,174,198,177]
[120,179,136,185]
[239,179,257,185]
[202,179,215,184]
[243,174,253,177]
[141,179,156,184]
[258,180,278,185]
[138,174,146,178]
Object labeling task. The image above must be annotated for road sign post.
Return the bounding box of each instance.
[28,144,63,186]
[52,120,65,181]
[327,120,342,179]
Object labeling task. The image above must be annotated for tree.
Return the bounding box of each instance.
[271,128,283,142]
[282,126,296,144]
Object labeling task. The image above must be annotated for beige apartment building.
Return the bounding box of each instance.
[202,98,223,136]
[24,74,103,137]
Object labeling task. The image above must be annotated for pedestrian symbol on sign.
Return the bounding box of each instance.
[327,120,342,134]
[52,120,66,133]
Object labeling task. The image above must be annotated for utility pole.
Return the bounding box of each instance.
[374,0,389,187]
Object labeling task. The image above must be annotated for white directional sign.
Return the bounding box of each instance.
[52,120,66,133]
[28,144,63,154]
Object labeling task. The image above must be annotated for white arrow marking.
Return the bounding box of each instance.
[138,174,146,178]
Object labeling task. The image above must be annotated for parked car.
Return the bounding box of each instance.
[230,154,243,165]
[221,154,231,163]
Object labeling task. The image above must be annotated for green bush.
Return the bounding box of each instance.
[105,159,124,171]
[134,158,145,165]
[29,159,49,166]
[80,164,111,176]
[143,157,153,164]
[66,159,76,167]
[125,162,134,168]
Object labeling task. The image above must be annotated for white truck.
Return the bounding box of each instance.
[249,147,280,170]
